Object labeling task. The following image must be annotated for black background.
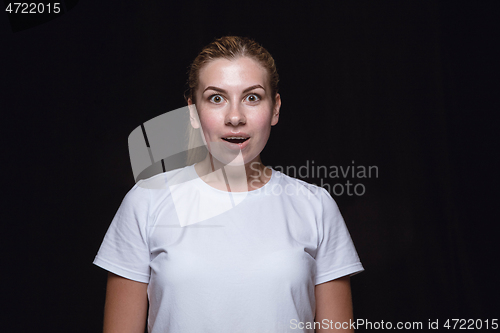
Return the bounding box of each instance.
[2,1,498,332]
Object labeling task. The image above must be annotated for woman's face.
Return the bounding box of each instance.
[189,56,281,165]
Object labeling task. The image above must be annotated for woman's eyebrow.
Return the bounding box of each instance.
[242,85,265,93]
[203,85,266,94]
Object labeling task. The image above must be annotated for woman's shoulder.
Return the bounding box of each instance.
[271,169,331,201]
[122,165,195,206]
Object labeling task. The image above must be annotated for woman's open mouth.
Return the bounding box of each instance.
[222,137,249,144]
[221,136,251,150]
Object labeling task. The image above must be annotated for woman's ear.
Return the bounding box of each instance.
[188,98,200,129]
[271,93,281,126]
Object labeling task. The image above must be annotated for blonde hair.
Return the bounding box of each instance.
[184,36,280,165]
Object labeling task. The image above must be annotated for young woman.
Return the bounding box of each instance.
[94,36,363,333]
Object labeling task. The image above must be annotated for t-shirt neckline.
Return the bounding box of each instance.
[188,164,276,196]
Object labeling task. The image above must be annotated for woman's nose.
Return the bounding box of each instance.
[225,103,246,126]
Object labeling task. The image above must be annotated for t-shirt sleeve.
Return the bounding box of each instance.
[314,187,364,285]
[93,183,151,283]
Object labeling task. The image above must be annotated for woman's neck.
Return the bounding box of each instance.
[194,154,272,192]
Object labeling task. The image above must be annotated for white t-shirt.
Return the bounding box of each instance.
[93,164,364,333]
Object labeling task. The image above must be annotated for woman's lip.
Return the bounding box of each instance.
[222,132,251,139]
[221,137,250,150]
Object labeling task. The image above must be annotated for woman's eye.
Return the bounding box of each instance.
[209,95,224,104]
[245,94,260,102]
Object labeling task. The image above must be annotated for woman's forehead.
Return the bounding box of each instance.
[198,57,269,91]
